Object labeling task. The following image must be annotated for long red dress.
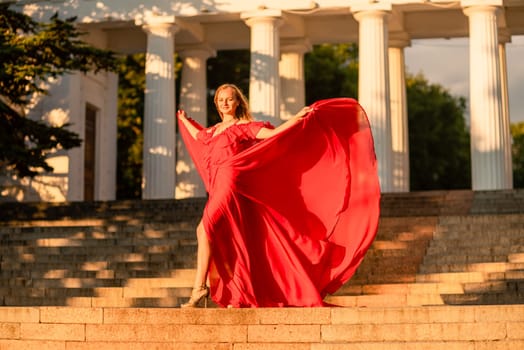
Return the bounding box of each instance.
[178,97,380,307]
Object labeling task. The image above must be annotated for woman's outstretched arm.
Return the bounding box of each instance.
[255,106,313,139]
[177,110,200,140]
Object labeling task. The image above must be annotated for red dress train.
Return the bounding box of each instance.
[178,98,380,307]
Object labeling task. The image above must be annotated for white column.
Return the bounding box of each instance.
[138,16,178,199]
[353,9,393,192]
[176,46,215,199]
[96,71,118,200]
[463,4,509,190]
[66,73,84,202]
[29,73,83,201]
[389,34,410,192]
[280,40,311,121]
[499,31,513,188]
[241,10,283,123]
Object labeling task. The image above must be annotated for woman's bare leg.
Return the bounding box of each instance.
[180,220,211,308]
[193,220,210,288]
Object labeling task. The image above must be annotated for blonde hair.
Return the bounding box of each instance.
[214,84,253,121]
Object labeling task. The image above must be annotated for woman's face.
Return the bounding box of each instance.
[216,87,239,119]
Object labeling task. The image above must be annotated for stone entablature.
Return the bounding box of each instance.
[18,1,524,52]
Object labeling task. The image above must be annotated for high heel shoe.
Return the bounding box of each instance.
[180,285,209,308]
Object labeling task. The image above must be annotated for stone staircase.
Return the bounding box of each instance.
[1,189,524,348]
[419,214,524,306]
[327,213,524,308]
[0,200,204,307]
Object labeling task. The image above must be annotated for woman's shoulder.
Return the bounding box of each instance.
[236,120,273,138]
[196,125,216,141]
[241,120,274,128]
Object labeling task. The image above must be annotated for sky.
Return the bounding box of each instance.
[404,35,524,124]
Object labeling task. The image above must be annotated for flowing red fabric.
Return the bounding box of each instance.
[178,98,380,307]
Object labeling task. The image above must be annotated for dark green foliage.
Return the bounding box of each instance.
[304,43,358,104]
[511,123,524,188]
[0,5,117,179]
[116,54,145,199]
[406,74,471,190]
[0,101,82,178]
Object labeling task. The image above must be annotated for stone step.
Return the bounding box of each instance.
[460,281,524,295]
[420,262,524,274]
[0,274,195,288]
[335,282,465,296]
[416,269,524,284]
[328,290,524,307]
[2,277,522,308]
[0,269,188,280]
[0,216,435,237]
[0,238,433,258]
[1,305,523,348]
[426,247,523,257]
[0,198,206,222]
[0,256,191,268]
[0,260,191,272]
[335,279,524,296]
[0,220,190,231]
[437,213,524,224]
[331,277,524,307]
[433,228,524,240]
[442,292,524,305]
[416,272,487,283]
[423,255,512,265]
[433,230,524,241]
[0,286,192,297]
[0,228,195,242]
[0,235,430,251]
[424,250,519,261]
[325,293,447,307]
[437,227,524,235]
[1,189,521,222]
[0,220,192,230]
[375,217,438,231]
[0,245,195,258]
[348,273,418,284]
[1,296,187,308]
[0,232,429,249]
[510,253,524,262]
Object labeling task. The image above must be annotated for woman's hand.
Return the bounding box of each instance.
[177,109,199,140]
[256,106,313,139]
[294,106,313,119]
[177,109,188,120]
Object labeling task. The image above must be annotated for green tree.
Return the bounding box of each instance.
[0,5,117,179]
[406,73,471,190]
[304,43,358,104]
[511,122,524,188]
[116,54,145,199]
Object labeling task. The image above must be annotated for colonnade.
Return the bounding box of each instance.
[137,0,513,199]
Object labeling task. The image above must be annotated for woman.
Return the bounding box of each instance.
[177,83,380,308]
